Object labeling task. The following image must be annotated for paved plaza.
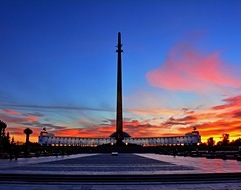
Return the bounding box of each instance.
[0,153,193,174]
[1,181,241,190]
[1,153,241,174]
[0,153,241,189]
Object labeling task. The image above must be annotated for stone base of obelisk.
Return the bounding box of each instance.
[115,140,125,146]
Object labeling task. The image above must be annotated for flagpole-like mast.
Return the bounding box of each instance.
[116,32,123,145]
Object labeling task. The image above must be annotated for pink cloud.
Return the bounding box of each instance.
[4,109,21,115]
[26,116,38,122]
[212,95,241,110]
[0,113,38,124]
[146,42,241,91]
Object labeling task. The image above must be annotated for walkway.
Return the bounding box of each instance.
[1,181,241,190]
[0,153,241,190]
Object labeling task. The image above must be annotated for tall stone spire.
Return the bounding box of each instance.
[116,32,123,145]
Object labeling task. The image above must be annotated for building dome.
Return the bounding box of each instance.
[109,131,131,138]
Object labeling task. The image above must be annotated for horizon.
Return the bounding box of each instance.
[1,0,241,144]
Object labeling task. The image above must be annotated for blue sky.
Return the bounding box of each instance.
[1,0,241,142]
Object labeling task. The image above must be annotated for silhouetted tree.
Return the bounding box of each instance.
[0,120,7,153]
[207,137,215,146]
[216,134,230,146]
[198,142,207,147]
[1,132,11,152]
[234,138,241,146]
[0,120,7,138]
[222,133,229,146]
[229,138,241,146]
[11,137,14,145]
[23,128,33,157]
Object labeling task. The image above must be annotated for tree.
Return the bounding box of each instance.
[222,133,229,146]
[1,132,11,153]
[0,120,8,153]
[234,138,241,146]
[11,137,14,145]
[0,120,7,137]
[207,137,215,146]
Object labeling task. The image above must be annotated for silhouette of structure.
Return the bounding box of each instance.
[39,130,200,147]
[38,33,201,147]
[23,128,33,157]
[116,32,124,145]
[109,32,131,145]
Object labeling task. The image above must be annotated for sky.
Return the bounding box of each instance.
[1,0,241,144]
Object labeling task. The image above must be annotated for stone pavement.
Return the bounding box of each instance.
[138,154,241,174]
[1,153,241,174]
[1,181,241,190]
[0,153,241,189]
[0,153,195,175]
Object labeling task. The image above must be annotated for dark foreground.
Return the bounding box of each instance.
[1,153,241,189]
[1,172,241,183]
[1,180,241,190]
[1,173,241,190]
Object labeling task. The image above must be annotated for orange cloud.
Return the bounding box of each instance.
[0,108,43,142]
[5,126,40,143]
[130,108,181,115]
[77,119,89,123]
[146,42,241,91]
[212,95,241,110]
[3,94,241,144]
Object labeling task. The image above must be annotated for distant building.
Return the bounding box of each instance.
[38,129,201,146]
[38,33,201,147]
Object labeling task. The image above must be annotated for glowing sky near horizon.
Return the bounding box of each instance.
[1,0,241,143]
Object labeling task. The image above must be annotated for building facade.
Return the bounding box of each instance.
[38,130,201,146]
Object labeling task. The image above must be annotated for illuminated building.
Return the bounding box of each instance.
[38,33,201,147]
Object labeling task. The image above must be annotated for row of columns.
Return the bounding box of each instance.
[39,136,200,146]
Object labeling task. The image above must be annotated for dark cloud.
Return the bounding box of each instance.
[182,108,195,114]
[1,104,114,112]
[27,112,45,117]
[233,111,241,118]
[101,120,110,123]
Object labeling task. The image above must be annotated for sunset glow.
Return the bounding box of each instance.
[1,1,241,144]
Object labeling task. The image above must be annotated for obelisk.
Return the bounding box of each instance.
[116,32,123,145]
